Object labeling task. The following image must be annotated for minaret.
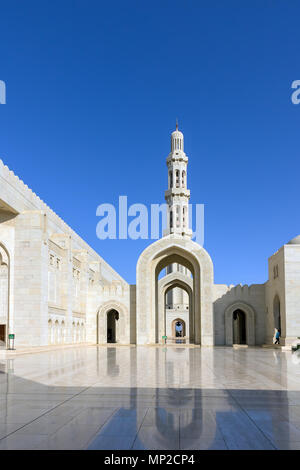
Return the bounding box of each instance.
[164,122,192,238]
[164,123,191,322]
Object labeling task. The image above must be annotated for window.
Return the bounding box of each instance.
[170,210,173,229]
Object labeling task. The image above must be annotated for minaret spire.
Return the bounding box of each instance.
[164,124,192,238]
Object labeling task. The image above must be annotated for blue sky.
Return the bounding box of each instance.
[0,0,300,285]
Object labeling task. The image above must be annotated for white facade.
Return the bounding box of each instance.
[0,125,300,349]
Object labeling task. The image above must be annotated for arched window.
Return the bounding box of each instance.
[182,170,186,187]
[170,209,173,229]
[176,206,180,226]
[169,171,173,188]
[175,170,180,188]
[61,321,65,344]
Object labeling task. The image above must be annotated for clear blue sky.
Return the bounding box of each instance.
[0,0,299,285]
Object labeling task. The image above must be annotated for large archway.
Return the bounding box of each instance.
[136,236,214,345]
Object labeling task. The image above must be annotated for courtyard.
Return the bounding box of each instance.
[0,345,299,450]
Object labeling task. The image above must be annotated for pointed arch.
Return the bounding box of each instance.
[225,302,256,346]
[97,301,129,344]
[136,236,214,345]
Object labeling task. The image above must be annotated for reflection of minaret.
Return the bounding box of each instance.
[106,348,119,377]
[164,122,192,238]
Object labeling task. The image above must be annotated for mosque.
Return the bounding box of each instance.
[0,125,299,350]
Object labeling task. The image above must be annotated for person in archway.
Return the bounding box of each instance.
[274,329,281,345]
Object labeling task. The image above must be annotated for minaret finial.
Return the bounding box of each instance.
[176,118,178,131]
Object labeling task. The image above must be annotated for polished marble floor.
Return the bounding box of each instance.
[0,345,300,450]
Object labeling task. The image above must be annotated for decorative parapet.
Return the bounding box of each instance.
[0,158,128,285]
[48,239,66,257]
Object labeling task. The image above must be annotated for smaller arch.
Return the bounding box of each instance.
[172,318,186,338]
[159,272,193,344]
[225,302,256,346]
[97,301,128,344]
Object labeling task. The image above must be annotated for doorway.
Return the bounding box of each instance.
[233,309,246,344]
[172,318,186,338]
[107,309,119,343]
[0,324,6,348]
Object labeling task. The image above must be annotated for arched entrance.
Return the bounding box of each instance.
[160,275,193,343]
[233,309,246,344]
[97,301,129,344]
[172,318,186,338]
[136,236,214,345]
[107,309,119,343]
[273,295,281,333]
[225,302,256,346]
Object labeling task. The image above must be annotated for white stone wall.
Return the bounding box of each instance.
[213,283,266,345]
[283,245,300,344]
[265,247,286,344]
[0,159,131,348]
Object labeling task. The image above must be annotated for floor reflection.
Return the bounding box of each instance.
[0,345,299,449]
